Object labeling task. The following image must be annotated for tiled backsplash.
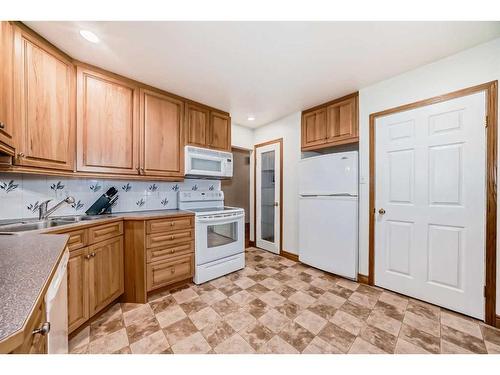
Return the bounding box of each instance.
[0,174,220,220]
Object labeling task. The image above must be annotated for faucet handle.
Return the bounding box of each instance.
[38,199,52,220]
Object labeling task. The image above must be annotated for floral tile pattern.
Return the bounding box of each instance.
[0,173,220,220]
[69,248,500,354]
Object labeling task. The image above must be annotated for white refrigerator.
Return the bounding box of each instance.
[298,151,358,279]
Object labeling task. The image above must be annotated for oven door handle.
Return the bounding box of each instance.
[196,212,244,223]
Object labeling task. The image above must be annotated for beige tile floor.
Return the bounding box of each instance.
[69,247,500,354]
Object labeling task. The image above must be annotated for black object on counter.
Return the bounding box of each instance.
[85,187,119,216]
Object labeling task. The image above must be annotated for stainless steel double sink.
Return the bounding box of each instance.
[0,215,113,234]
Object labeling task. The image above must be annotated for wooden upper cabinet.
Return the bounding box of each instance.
[186,103,209,147]
[140,89,184,177]
[209,111,231,151]
[13,26,75,170]
[326,97,357,142]
[186,103,231,151]
[301,92,358,151]
[76,66,140,175]
[0,22,15,155]
[88,236,124,316]
[301,108,327,149]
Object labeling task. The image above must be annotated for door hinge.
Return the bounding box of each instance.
[485,115,489,128]
[484,285,487,297]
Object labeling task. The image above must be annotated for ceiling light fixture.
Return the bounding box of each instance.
[247,116,255,121]
[79,29,100,44]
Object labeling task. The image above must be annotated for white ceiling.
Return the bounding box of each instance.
[25,21,500,128]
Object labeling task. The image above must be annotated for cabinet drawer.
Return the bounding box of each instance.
[88,221,123,244]
[147,254,194,291]
[146,241,194,263]
[146,216,194,234]
[66,229,88,251]
[146,229,194,249]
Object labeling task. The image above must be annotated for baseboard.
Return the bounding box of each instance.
[357,274,369,285]
[248,240,255,248]
[280,249,299,262]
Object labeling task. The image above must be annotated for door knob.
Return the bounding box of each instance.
[378,208,386,215]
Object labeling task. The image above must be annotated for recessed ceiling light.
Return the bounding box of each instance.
[247,116,255,121]
[79,30,99,44]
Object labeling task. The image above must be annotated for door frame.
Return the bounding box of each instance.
[368,81,498,326]
[253,138,283,254]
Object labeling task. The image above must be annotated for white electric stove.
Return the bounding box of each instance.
[178,191,245,284]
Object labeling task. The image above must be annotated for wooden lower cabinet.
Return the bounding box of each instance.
[68,247,89,333]
[147,254,194,291]
[88,236,124,316]
[63,223,124,334]
[12,301,47,354]
[123,214,195,303]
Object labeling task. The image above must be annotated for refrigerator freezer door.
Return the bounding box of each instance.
[299,151,358,196]
[299,196,358,279]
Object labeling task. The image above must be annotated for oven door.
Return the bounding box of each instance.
[195,212,244,265]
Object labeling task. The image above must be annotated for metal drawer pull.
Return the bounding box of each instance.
[91,252,96,257]
[33,322,50,336]
[171,249,175,254]
[170,222,175,226]
[170,235,175,240]
[171,268,176,274]
[0,122,5,129]
[85,254,92,259]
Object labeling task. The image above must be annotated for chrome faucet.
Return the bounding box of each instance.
[38,196,75,220]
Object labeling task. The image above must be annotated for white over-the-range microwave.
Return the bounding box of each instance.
[184,145,233,179]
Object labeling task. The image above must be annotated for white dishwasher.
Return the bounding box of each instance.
[45,249,69,354]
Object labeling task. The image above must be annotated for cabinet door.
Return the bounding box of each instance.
[0,22,15,155]
[68,247,89,333]
[301,108,327,149]
[77,66,140,175]
[88,236,124,316]
[326,97,358,143]
[209,111,231,151]
[14,27,75,170]
[186,103,209,147]
[140,89,184,177]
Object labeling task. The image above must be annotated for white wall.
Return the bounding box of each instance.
[252,112,302,254]
[231,123,254,150]
[357,37,500,314]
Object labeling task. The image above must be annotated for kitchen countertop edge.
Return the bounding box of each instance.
[0,233,69,353]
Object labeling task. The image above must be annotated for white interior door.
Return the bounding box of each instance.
[256,142,281,254]
[375,91,486,319]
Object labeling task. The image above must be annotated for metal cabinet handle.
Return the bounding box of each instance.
[17,152,25,158]
[170,235,175,240]
[170,222,175,226]
[0,122,5,129]
[136,167,141,175]
[33,322,50,336]
[171,268,176,274]
[378,208,386,215]
[85,254,92,260]
[170,249,175,254]
[140,168,145,174]
[91,252,96,257]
